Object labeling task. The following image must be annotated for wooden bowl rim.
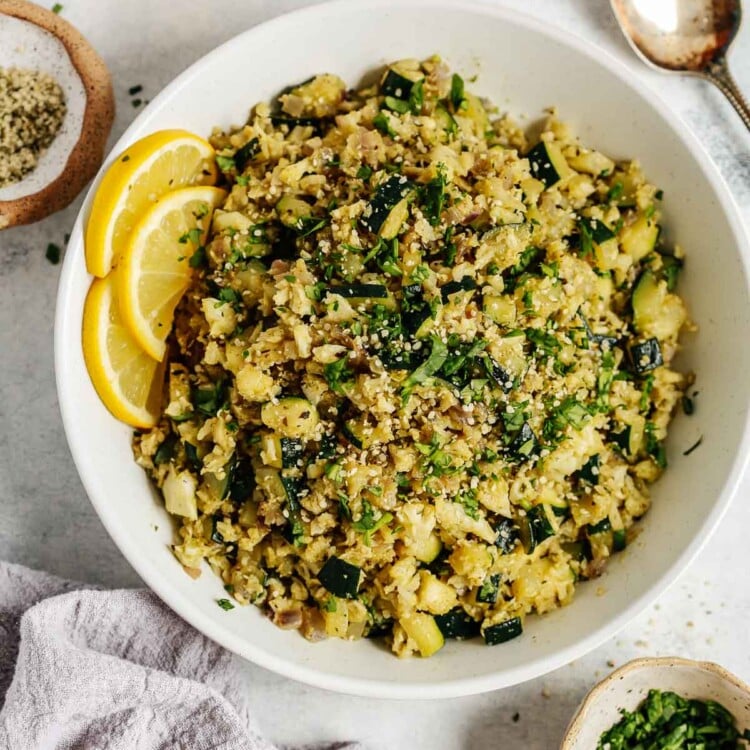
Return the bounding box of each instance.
[0,0,114,229]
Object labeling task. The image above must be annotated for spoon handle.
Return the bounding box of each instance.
[702,57,750,132]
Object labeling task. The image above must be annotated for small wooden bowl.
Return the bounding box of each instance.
[0,0,114,229]
[561,657,750,749]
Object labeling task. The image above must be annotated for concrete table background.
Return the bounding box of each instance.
[1,1,749,747]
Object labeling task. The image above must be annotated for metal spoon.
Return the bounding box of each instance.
[611,0,750,130]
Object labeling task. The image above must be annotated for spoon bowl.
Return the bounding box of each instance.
[611,0,750,129]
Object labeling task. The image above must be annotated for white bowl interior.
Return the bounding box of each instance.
[563,659,750,748]
[0,14,85,201]
[55,0,750,698]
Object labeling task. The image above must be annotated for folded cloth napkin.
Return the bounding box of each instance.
[0,561,362,750]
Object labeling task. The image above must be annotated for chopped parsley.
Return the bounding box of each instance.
[216,598,235,611]
[597,689,748,750]
[352,500,393,544]
[449,73,465,111]
[324,356,354,395]
[215,154,236,173]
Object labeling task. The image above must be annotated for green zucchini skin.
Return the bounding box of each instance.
[234,138,260,171]
[484,356,514,393]
[361,175,415,235]
[521,504,555,552]
[483,617,523,645]
[434,607,480,639]
[575,454,600,486]
[476,574,501,604]
[317,556,362,598]
[493,517,520,554]
[628,337,663,375]
[280,438,303,468]
[380,69,418,99]
[527,141,567,187]
[332,283,388,299]
[440,276,477,301]
[509,422,538,462]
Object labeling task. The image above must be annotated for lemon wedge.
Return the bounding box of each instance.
[117,185,226,361]
[85,130,218,278]
[82,274,166,429]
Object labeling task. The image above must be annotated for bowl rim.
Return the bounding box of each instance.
[55,0,750,699]
[560,656,750,748]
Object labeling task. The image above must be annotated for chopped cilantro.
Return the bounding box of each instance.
[606,180,624,202]
[51,2,63,12]
[449,73,465,111]
[217,598,235,611]
[356,164,373,181]
[216,155,235,173]
[324,356,354,395]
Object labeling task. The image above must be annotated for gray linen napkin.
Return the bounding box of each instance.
[0,561,362,750]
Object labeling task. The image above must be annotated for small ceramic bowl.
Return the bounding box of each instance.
[0,0,114,229]
[562,657,750,749]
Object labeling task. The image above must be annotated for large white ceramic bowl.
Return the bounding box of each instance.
[56,0,750,699]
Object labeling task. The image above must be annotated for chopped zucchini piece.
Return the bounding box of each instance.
[435,607,480,640]
[318,556,361,599]
[261,397,319,439]
[476,574,501,604]
[483,294,517,326]
[493,517,520,554]
[613,528,627,552]
[574,454,600,486]
[509,422,538,462]
[400,612,445,657]
[587,517,612,535]
[380,68,421,99]
[413,532,443,564]
[628,337,663,375]
[234,137,260,171]
[276,195,313,229]
[520,504,555,552]
[483,617,523,645]
[620,214,660,262]
[342,418,370,450]
[527,141,570,188]
[229,458,255,502]
[631,270,686,340]
[484,356,514,393]
[441,276,477,301]
[361,175,415,236]
[332,283,388,299]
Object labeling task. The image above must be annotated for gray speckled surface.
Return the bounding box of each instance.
[1,1,749,748]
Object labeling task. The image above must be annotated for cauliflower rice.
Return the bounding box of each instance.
[134,57,691,658]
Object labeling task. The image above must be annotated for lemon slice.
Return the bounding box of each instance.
[117,185,227,361]
[85,130,218,278]
[82,274,166,428]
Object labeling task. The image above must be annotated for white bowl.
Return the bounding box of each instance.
[55,0,750,698]
[562,657,750,749]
